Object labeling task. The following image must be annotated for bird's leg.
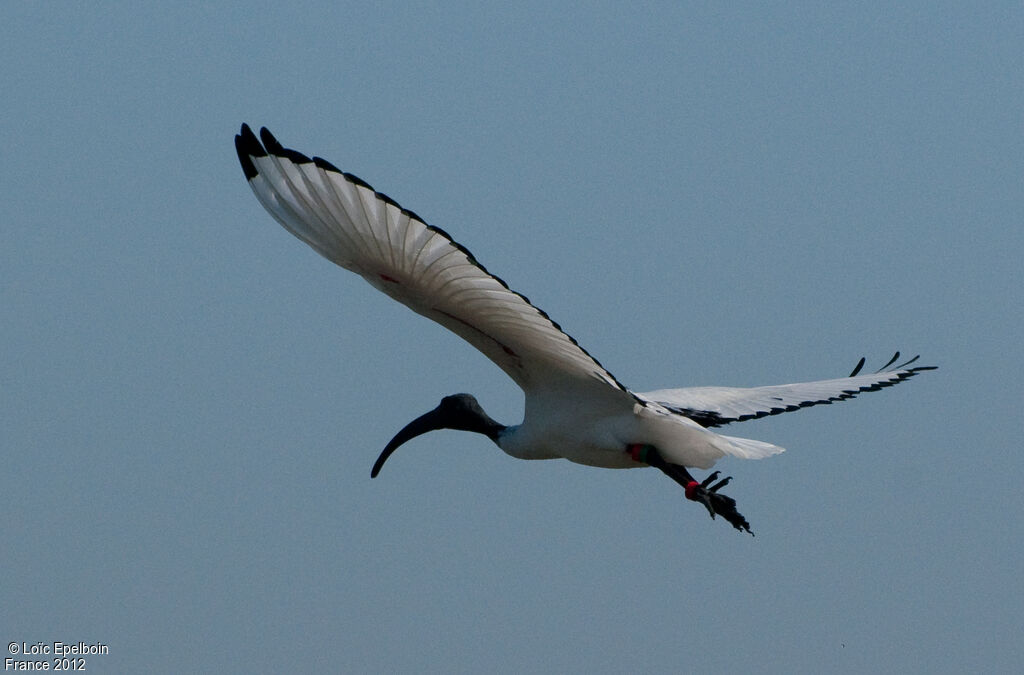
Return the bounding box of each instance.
[626,444,753,535]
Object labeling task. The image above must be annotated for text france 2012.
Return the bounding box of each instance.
[7,641,110,671]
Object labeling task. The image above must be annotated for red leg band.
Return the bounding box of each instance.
[684,481,700,501]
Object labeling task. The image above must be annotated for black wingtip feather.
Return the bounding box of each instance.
[258,127,313,164]
[895,354,920,369]
[877,351,901,373]
[237,123,266,156]
[286,148,312,164]
[343,171,373,190]
[313,156,342,173]
[235,123,265,180]
[849,357,866,377]
[259,126,283,153]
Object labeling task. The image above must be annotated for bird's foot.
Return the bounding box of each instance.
[627,444,754,535]
[684,472,753,535]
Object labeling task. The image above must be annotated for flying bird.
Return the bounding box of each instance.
[234,123,935,534]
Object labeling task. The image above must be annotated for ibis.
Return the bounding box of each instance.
[234,124,935,534]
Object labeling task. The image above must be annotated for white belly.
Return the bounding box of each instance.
[497,399,739,470]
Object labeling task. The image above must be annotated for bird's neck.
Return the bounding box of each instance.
[476,417,507,443]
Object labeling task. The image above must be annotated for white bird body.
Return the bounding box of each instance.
[501,391,777,470]
[235,124,934,531]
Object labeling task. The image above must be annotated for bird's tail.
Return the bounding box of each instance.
[719,434,785,460]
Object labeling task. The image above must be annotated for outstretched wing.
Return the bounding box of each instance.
[641,353,936,428]
[235,124,633,401]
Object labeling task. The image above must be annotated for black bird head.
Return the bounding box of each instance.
[370,394,506,477]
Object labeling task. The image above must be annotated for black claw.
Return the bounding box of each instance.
[643,445,754,535]
[700,471,721,488]
[709,476,732,492]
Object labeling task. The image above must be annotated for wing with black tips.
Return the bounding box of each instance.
[641,353,936,428]
[234,124,634,404]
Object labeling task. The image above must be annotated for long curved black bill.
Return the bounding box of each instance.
[370,408,446,478]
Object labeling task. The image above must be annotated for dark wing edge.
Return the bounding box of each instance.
[643,352,937,428]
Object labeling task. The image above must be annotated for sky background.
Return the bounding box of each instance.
[2,2,1021,673]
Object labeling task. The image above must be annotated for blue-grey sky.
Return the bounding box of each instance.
[3,3,1021,673]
